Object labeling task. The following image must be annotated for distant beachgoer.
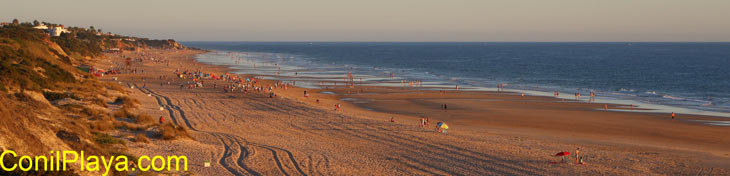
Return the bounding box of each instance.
[604,104,608,111]
[316,99,320,103]
[419,117,425,127]
[671,112,675,120]
[390,117,395,122]
[521,92,525,98]
[159,116,165,124]
[575,148,581,164]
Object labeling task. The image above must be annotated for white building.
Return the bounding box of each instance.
[49,26,70,37]
[33,24,48,30]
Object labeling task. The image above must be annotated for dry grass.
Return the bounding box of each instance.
[113,109,155,125]
[134,114,155,124]
[114,96,138,109]
[113,109,135,118]
[81,106,106,118]
[159,123,191,140]
[113,121,149,131]
[12,92,47,108]
[42,91,79,101]
[89,97,107,108]
[92,132,125,145]
[134,133,150,143]
[105,82,126,93]
[91,120,115,131]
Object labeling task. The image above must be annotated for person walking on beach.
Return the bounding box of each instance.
[671,112,675,120]
[159,116,165,124]
[575,147,581,164]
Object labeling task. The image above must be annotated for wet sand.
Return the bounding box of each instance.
[95,48,730,175]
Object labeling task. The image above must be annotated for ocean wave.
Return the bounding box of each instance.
[191,46,730,116]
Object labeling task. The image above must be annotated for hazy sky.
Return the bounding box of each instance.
[2,0,730,41]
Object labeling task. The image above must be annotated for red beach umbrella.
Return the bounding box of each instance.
[554,152,571,157]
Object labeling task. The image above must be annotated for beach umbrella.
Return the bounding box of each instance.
[437,122,449,129]
[554,152,571,157]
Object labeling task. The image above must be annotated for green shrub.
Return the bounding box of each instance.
[93,132,124,145]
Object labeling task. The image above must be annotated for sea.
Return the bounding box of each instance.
[181,42,730,118]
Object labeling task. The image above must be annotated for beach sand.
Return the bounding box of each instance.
[94,48,730,175]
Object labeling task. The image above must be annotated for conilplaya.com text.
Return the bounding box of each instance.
[1,150,187,176]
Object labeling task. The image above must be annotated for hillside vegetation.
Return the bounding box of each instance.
[0,21,185,175]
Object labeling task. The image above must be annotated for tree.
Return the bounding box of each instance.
[12,19,19,25]
[33,20,40,26]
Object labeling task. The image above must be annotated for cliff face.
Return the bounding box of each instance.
[137,39,185,49]
[168,39,184,49]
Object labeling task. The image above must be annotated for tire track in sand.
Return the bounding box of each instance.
[134,84,308,176]
[134,84,257,176]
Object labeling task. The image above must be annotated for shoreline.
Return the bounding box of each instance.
[96,48,730,175]
[192,50,730,119]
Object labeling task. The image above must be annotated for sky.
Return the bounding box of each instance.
[2,0,730,42]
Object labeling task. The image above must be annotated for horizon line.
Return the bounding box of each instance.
[179,41,730,43]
